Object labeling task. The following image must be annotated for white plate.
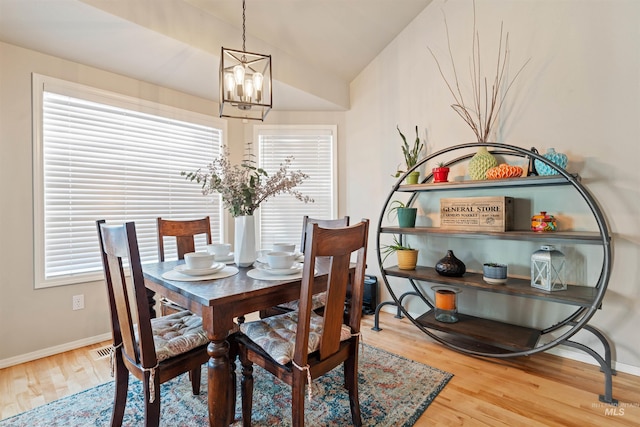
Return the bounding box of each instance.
[174,262,225,276]
[257,262,303,276]
[215,253,234,263]
[483,276,507,285]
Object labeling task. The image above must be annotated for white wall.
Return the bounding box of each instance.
[345,0,640,372]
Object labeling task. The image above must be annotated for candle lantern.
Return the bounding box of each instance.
[432,286,461,323]
[531,245,567,291]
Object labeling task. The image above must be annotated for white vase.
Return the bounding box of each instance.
[234,215,256,267]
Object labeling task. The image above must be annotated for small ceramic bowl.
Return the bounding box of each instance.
[207,243,232,258]
[272,243,296,253]
[266,251,296,269]
[184,252,216,270]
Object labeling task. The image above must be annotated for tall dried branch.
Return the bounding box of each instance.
[428,5,530,143]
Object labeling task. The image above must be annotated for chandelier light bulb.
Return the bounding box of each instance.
[253,72,263,102]
[243,78,254,102]
[224,72,235,99]
[233,65,245,97]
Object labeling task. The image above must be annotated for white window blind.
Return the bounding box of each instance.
[33,75,224,288]
[256,125,337,251]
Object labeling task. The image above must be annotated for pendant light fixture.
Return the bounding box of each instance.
[219,0,272,121]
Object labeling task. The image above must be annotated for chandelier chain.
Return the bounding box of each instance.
[242,0,246,52]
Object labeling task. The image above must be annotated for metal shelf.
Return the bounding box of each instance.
[380,227,605,245]
[383,266,598,307]
[416,311,542,352]
[397,174,580,192]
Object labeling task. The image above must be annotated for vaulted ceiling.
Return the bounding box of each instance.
[0,0,433,111]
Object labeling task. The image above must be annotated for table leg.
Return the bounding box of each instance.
[207,338,233,426]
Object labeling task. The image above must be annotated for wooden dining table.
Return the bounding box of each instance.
[142,259,332,426]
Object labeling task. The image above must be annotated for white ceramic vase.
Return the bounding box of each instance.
[234,215,256,267]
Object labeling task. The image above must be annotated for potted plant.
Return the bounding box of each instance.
[483,263,508,284]
[381,235,419,270]
[393,125,424,184]
[388,200,417,228]
[432,162,450,183]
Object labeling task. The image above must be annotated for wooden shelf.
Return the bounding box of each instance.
[397,174,580,192]
[383,266,598,307]
[379,227,605,245]
[416,311,541,352]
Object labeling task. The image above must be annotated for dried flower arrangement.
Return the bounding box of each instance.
[428,4,529,142]
[182,144,313,217]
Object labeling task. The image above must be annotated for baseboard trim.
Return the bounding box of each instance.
[0,333,112,369]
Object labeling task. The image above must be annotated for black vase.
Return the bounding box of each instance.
[435,250,466,277]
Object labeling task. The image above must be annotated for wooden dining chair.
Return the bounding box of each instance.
[259,215,350,319]
[97,220,211,427]
[156,216,213,315]
[237,219,369,427]
[157,216,212,261]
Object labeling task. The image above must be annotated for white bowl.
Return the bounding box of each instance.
[207,243,232,258]
[272,243,296,253]
[184,252,216,270]
[266,251,297,269]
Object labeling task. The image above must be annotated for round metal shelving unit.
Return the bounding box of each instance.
[373,142,616,404]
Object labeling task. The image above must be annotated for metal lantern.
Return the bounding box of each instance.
[531,245,567,291]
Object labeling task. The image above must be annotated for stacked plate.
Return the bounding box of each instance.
[173,262,226,277]
[255,262,304,276]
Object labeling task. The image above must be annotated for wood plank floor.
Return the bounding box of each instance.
[1,311,638,425]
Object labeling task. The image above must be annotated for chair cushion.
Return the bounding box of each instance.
[239,311,352,365]
[150,310,209,362]
[277,291,327,311]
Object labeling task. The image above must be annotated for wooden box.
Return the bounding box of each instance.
[440,196,514,232]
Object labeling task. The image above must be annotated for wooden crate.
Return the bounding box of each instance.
[440,196,514,232]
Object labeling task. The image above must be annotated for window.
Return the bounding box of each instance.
[32,74,225,288]
[255,125,337,251]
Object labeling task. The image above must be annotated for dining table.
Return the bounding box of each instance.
[142,258,333,426]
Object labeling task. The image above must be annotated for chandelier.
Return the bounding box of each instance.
[219,0,272,121]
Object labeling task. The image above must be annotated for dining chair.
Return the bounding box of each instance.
[259,216,350,319]
[156,216,212,315]
[96,220,211,427]
[237,219,369,427]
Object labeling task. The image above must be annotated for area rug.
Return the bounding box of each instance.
[0,344,452,426]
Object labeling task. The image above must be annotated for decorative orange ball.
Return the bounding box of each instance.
[486,164,523,180]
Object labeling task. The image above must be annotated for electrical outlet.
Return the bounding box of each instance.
[72,294,84,310]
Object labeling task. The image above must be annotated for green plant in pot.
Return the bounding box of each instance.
[393,125,424,184]
[432,162,450,183]
[388,200,417,228]
[381,235,419,270]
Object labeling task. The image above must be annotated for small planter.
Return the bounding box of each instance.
[405,171,420,184]
[397,249,419,270]
[483,263,508,284]
[396,207,417,228]
[432,166,450,183]
[388,200,417,228]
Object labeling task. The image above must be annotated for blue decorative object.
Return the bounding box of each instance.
[535,148,568,176]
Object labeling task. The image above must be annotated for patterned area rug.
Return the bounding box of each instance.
[1,344,452,426]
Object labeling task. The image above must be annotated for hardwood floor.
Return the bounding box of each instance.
[1,311,638,425]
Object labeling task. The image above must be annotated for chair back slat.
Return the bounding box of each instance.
[157,217,212,261]
[295,220,369,364]
[300,216,349,253]
[97,220,157,369]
